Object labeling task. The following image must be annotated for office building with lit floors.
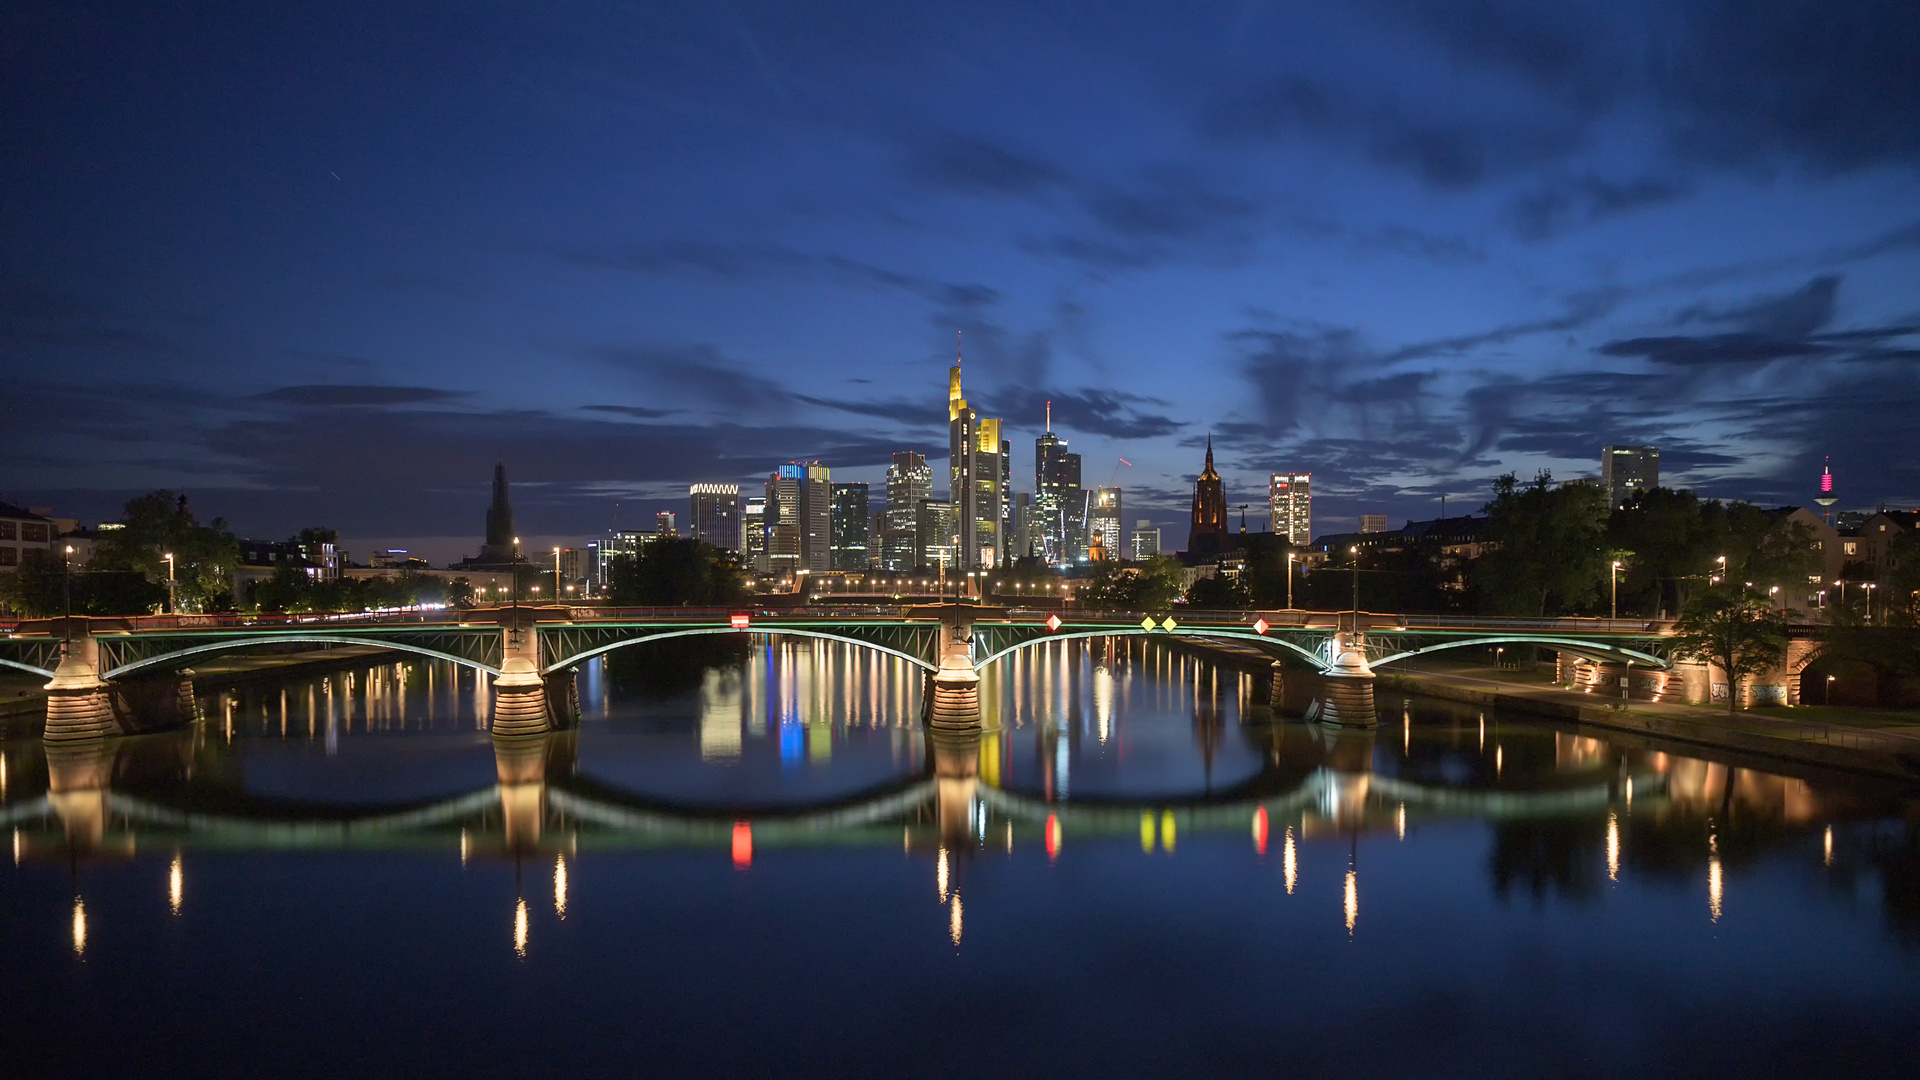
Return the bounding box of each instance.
[743,496,767,572]
[884,451,932,571]
[830,483,870,571]
[1036,422,1083,564]
[689,484,741,552]
[948,354,1004,569]
[1602,446,1660,509]
[1131,520,1160,559]
[1089,487,1122,558]
[1269,472,1312,545]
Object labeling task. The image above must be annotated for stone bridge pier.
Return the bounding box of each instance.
[489,609,577,738]
[43,621,201,743]
[926,608,982,730]
[1267,631,1378,729]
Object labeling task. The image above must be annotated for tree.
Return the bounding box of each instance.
[92,490,240,613]
[605,538,746,606]
[1672,586,1790,716]
[1474,472,1610,616]
[1077,556,1184,613]
[1185,571,1249,609]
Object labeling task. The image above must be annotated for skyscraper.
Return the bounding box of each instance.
[654,511,677,536]
[884,451,932,571]
[743,496,767,572]
[830,482,870,571]
[948,348,1003,569]
[765,469,801,577]
[915,499,955,570]
[1131,520,1161,559]
[796,462,832,573]
[1601,446,1660,508]
[1270,473,1312,545]
[1188,438,1229,555]
[689,484,741,551]
[1035,413,1082,564]
[1089,486,1123,558]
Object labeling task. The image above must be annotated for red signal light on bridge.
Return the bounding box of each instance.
[730,613,751,630]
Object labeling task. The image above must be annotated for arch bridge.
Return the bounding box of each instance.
[1,606,1675,740]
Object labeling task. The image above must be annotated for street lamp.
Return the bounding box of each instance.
[1826,674,1835,705]
[1349,545,1360,634]
[1712,554,1726,585]
[1611,560,1622,620]
[1287,552,1296,610]
[553,547,562,603]
[163,552,176,614]
[1769,584,1780,610]
[1864,583,1876,624]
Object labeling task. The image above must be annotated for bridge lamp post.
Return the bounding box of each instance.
[553,547,561,599]
[1611,561,1621,620]
[1286,552,1295,610]
[1349,546,1360,635]
[164,552,176,615]
[62,544,74,648]
[1864,583,1875,624]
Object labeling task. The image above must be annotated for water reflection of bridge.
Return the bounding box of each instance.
[3,725,1669,861]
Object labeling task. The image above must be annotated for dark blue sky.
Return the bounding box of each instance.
[6,1,1918,562]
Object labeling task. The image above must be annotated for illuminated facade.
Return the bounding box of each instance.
[1131,519,1160,559]
[1601,446,1660,509]
[1269,472,1312,546]
[915,499,956,570]
[689,484,741,552]
[1188,438,1229,555]
[948,353,1003,569]
[1035,422,1083,563]
[1089,487,1123,559]
[884,451,932,571]
[742,496,767,572]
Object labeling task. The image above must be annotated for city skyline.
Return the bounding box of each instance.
[5,3,1918,563]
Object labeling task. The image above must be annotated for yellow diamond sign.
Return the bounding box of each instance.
[1140,617,1156,632]
[1160,617,1179,631]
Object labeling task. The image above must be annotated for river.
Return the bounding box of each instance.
[3,637,1916,1078]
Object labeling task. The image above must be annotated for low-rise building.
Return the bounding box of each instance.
[0,502,56,573]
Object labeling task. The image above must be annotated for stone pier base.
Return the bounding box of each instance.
[927,674,982,730]
[490,657,551,738]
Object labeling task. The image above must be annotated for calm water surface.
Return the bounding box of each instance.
[3,638,1917,1079]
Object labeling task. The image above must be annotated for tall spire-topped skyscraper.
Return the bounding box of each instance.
[1187,437,1229,556]
[478,461,519,564]
[947,334,1004,569]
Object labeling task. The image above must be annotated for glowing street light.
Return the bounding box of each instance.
[1286,552,1295,610]
[1611,560,1622,620]
[163,552,177,614]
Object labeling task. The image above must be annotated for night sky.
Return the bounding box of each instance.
[6,2,1918,563]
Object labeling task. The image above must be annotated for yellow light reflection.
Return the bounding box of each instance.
[513,898,529,958]
[1707,858,1723,922]
[1005,821,1013,854]
[554,855,568,919]
[1344,868,1357,934]
[949,894,963,946]
[936,848,950,902]
[169,854,183,914]
[1396,803,1406,841]
[1625,776,1634,806]
[11,828,20,867]
[1495,746,1503,775]
[1823,825,1833,867]
[1140,812,1155,853]
[1606,813,1620,881]
[460,829,470,867]
[72,897,87,956]
[1160,810,1177,854]
[1283,826,1297,895]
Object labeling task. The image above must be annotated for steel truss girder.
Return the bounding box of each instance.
[538,621,945,674]
[93,627,505,679]
[0,636,63,678]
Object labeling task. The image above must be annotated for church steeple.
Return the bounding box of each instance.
[1200,435,1219,480]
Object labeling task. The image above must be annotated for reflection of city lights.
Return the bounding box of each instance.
[1140,813,1155,854]
[732,822,753,869]
[1344,868,1357,934]
[514,898,529,958]
[169,855,184,914]
[1252,807,1269,856]
[1495,746,1503,775]
[1006,821,1013,854]
[1707,858,1723,922]
[460,829,470,867]
[1283,827,1297,894]
[1625,777,1633,806]
[1823,825,1833,867]
[1606,813,1620,881]
[1160,810,1177,854]
[554,855,568,919]
[12,829,21,867]
[1395,803,1406,841]
[937,848,950,901]
[949,894,963,946]
[1046,815,1061,860]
